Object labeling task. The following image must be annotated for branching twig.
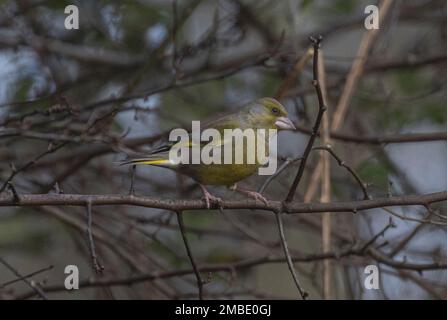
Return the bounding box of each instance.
[0,257,48,300]
[279,38,326,299]
[17,243,447,300]
[360,218,396,252]
[303,0,394,202]
[0,142,67,193]
[6,182,20,204]
[257,157,302,194]
[1,264,53,288]
[312,145,370,200]
[285,35,326,203]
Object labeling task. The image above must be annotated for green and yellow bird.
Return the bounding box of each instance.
[120,97,295,208]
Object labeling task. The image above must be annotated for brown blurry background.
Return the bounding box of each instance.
[0,0,447,299]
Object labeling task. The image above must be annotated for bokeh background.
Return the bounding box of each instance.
[0,0,446,299]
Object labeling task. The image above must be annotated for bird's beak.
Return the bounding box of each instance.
[275,117,296,130]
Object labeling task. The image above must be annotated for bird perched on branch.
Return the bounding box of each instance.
[120,97,295,208]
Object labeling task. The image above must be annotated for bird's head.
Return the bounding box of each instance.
[245,97,296,130]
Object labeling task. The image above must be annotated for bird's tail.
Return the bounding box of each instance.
[118,156,171,167]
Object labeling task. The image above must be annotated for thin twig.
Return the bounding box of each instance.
[312,145,370,200]
[0,142,67,193]
[293,124,447,145]
[1,265,54,288]
[175,211,204,300]
[381,207,447,226]
[0,257,48,300]
[17,244,447,300]
[318,50,332,299]
[129,165,136,195]
[360,218,396,252]
[0,191,447,214]
[275,211,308,299]
[303,0,394,202]
[257,157,302,194]
[172,0,179,76]
[388,218,426,257]
[85,199,104,274]
[275,46,313,100]
[6,182,20,203]
[219,207,276,247]
[285,35,326,203]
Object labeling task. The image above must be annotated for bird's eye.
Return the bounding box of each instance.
[272,107,279,114]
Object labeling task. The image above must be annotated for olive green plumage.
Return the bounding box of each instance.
[121,97,295,187]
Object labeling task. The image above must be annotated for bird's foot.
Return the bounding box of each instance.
[231,184,268,205]
[243,190,269,205]
[199,184,223,209]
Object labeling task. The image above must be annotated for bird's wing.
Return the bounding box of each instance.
[120,112,244,167]
[201,112,243,131]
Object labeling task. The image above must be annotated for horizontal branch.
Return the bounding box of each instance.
[17,245,447,299]
[0,29,143,67]
[365,53,447,73]
[294,124,447,144]
[0,191,446,214]
[11,251,357,299]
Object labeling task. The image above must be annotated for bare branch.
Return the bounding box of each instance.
[85,200,104,274]
[1,265,53,288]
[285,35,326,203]
[0,191,446,214]
[313,145,370,200]
[275,211,308,299]
[175,211,204,300]
[17,245,447,300]
[0,257,48,300]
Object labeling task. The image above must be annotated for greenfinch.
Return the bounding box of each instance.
[121,97,295,208]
